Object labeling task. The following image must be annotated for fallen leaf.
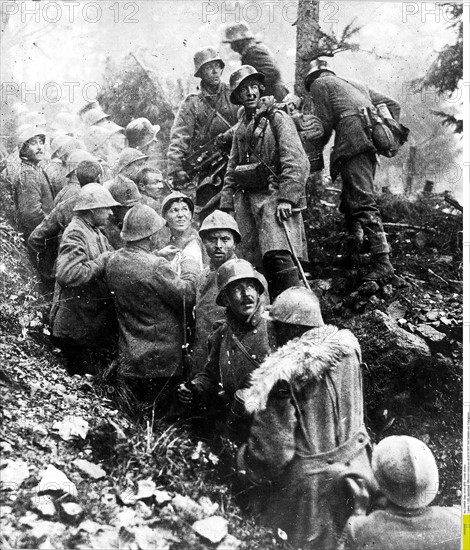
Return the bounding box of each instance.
[52,416,89,441]
[192,516,228,544]
[73,459,106,480]
[0,460,30,490]
[36,464,77,497]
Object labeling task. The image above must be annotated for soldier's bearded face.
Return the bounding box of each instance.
[165,201,192,234]
[203,230,236,268]
[200,62,223,88]
[224,280,259,320]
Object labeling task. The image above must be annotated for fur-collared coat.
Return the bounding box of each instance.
[239,325,374,550]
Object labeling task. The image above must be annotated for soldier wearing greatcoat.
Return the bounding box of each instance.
[12,126,55,241]
[305,58,401,283]
[105,204,199,413]
[167,47,239,211]
[50,184,120,375]
[221,66,309,300]
[237,287,375,549]
[223,23,288,102]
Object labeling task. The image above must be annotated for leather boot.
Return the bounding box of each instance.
[360,253,394,283]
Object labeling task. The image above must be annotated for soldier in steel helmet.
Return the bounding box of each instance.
[167,47,238,211]
[45,134,84,196]
[305,58,402,283]
[178,258,271,434]
[50,184,120,375]
[237,287,374,549]
[28,158,102,288]
[221,65,310,300]
[105,204,200,416]
[12,125,55,241]
[191,210,268,375]
[222,23,288,102]
[340,435,460,550]
[125,117,164,172]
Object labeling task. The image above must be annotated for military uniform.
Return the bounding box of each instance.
[44,160,68,197]
[309,72,400,259]
[342,506,461,550]
[168,83,238,176]
[239,325,374,549]
[50,215,116,374]
[240,41,288,101]
[191,301,271,407]
[221,109,309,270]
[12,159,55,240]
[106,246,199,412]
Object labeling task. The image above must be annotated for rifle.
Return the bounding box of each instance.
[183,135,229,181]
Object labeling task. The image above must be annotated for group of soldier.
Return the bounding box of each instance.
[0,22,460,550]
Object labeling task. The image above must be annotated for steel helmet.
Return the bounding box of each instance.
[304,57,335,90]
[229,65,265,105]
[194,47,225,78]
[199,209,241,243]
[77,99,100,120]
[372,436,439,509]
[216,258,265,305]
[17,125,46,150]
[65,150,97,177]
[126,118,160,149]
[73,183,120,211]
[263,287,324,327]
[83,126,114,153]
[50,112,79,133]
[83,108,110,127]
[23,111,47,128]
[161,191,194,217]
[121,203,165,241]
[108,177,142,207]
[117,147,149,173]
[51,135,83,159]
[223,22,255,43]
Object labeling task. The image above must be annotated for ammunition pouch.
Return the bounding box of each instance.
[371,116,409,158]
[234,162,271,192]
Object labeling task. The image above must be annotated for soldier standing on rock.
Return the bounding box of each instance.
[167,47,238,215]
[305,58,401,284]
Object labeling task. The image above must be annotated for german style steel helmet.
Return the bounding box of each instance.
[229,65,265,105]
[223,22,255,43]
[198,210,241,243]
[73,183,120,211]
[216,258,264,305]
[263,287,324,327]
[304,57,335,90]
[193,47,225,78]
[121,203,165,241]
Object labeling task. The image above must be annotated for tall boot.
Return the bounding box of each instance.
[263,250,301,301]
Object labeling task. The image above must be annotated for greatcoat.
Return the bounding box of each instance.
[220,109,309,267]
[191,300,271,406]
[12,159,55,240]
[167,82,238,176]
[341,505,461,550]
[105,246,199,379]
[50,215,115,348]
[239,325,374,549]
